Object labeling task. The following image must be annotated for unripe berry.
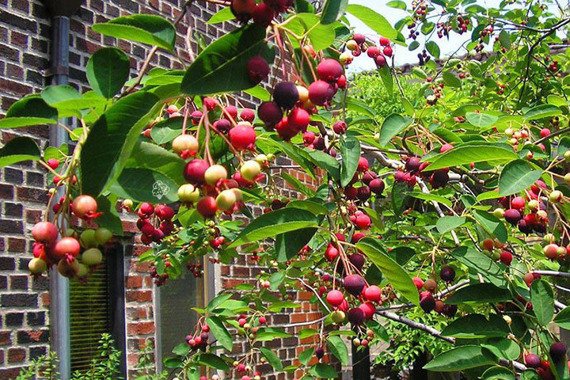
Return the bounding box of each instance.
[82,248,103,266]
[216,189,237,211]
[32,222,59,244]
[178,184,200,203]
[549,190,563,203]
[204,165,228,185]
[72,195,98,219]
[172,134,199,154]
[240,160,262,181]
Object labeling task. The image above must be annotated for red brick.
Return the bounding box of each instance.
[126,276,143,289]
[7,347,25,363]
[126,290,153,303]
[127,322,155,335]
[0,332,11,346]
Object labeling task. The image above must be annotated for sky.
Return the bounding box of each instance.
[344,0,504,72]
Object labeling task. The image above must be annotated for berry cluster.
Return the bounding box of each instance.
[230,0,293,25]
[136,202,176,245]
[29,196,112,279]
[344,34,393,68]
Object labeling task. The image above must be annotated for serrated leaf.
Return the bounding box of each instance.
[466,112,499,128]
[346,4,399,40]
[446,283,511,304]
[229,208,319,248]
[0,137,41,167]
[426,144,517,170]
[80,91,161,196]
[321,0,348,24]
[87,47,130,98]
[92,14,176,51]
[499,159,542,196]
[260,347,283,370]
[340,135,361,187]
[327,336,349,365]
[531,279,554,326]
[378,113,412,146]
[436,216,466,234]
[206,316,233,351]
[356,238,419,305]
[181,24,275,96]
[424,345,495,371]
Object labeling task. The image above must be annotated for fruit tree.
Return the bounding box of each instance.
[2,0,570,378]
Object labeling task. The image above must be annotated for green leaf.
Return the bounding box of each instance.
[446,283,511,304]
[346,4,399,40]
[436,216,466,234]
[260,347,283,370]
[321,0,348,24]
[86,47,131,98]
[207,6,235,24]
[426,144,517,171]
[172,343,190,356]
[269,271,285,291]
[391,181,409,214]
[482,338,521,361]
[196,353,230,371]
[425,41,440,59]
[554,306,570,329]
[181,24,275,96]
[0,95,58,129]
[408,192,452,208]
[126,141,186,185]
[530,279,554,326]
[387,0,407,9]
[466,112,499,128]
[255,328,291,341]
[41,84,81,109]
[356,238,419,305]
[378,114,412,146]
[109,168,179,203]
[327,336,349,366]
[547,95,567,108]
[299,329,319,340]
[499,159,542,196]
[378,65,393,95]
[340,135,361,187]
[453,247,505,287]
[309,363,338,378]
[443,71,462,88]
[482,366,515,380]
[92,14,176,51]
[472,210,508,243]
[228,208,319,248]
[275,227,318,262]
[205,316,233,351]
[0,137,41,167]
[299,348,314,365]
[150,117,183,144]
[524,104,562,121]
[244,85,271,101]
[80,91,161,196]
[442,314,509,339]
[424,345,495,372]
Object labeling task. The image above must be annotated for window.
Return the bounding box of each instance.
[68,244,126,375]
[156,267,206,367]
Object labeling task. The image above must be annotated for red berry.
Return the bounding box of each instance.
[308,80,336,106]
[54,237,81,259]
[379,37,390,46]
[32,222,59,244]
[354,213,371,229]
[257,101,283,127]
[275,118,298,141]
[240,108,255,122]
[540,128,551,138]
[353,33,365,44]
[197,197,217,218]
[369,178,385,195]
[375,55,387,67]
[231,0,256,21]
[359,302,375,319]
[252,3,275,27]
[72,195,98,219]
[357,157,369,172]
[47,158,59,169]
[246,55,270,84]
[326,289,344,306]
[383,46,393,57]
[288,107,310,132]
[184,159,210,185]
[366,46,380,58]
[229,123,256,150]
[344,274,365,296]
[499,250,513,265]
[511,196,526,210]
[364,285,382,302]
[316,59,344,83]
[332,121,347,134]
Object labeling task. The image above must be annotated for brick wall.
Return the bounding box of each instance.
[0,0,325,378]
